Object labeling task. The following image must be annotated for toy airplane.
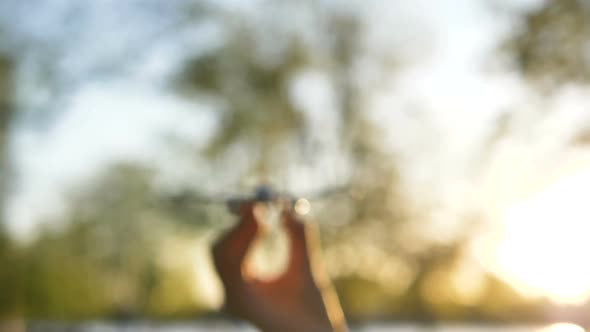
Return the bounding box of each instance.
[168,184,349,215]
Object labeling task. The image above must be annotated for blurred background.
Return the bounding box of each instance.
[1,0,590,331]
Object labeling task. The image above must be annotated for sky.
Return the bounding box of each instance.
[3,0,590,304]
[0,0,531,233]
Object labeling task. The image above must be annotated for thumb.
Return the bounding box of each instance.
[212,201,261,286]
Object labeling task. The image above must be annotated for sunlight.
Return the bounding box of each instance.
[539,323,585,332]
[494,169,590,304]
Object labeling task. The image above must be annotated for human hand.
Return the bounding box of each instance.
[212,201,347,332]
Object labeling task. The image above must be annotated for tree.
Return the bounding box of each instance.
[0,54,13,216]
[19,165,210,319]
[0,53,22,320]
[509,0,590,85]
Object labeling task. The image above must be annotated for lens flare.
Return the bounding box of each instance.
[294,198,311,215]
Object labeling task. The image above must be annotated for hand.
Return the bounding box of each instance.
[212,201,348,332]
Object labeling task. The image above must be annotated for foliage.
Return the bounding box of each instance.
[509,0,590,85]
[8,166,209,319]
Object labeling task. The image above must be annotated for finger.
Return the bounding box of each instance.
[212,201,261,286]
[281,204,313,276]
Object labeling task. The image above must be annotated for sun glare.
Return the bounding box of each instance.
[540,323,585,332]
[494,170,590,304]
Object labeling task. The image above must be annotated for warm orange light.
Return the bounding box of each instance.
[494,170,590,304]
